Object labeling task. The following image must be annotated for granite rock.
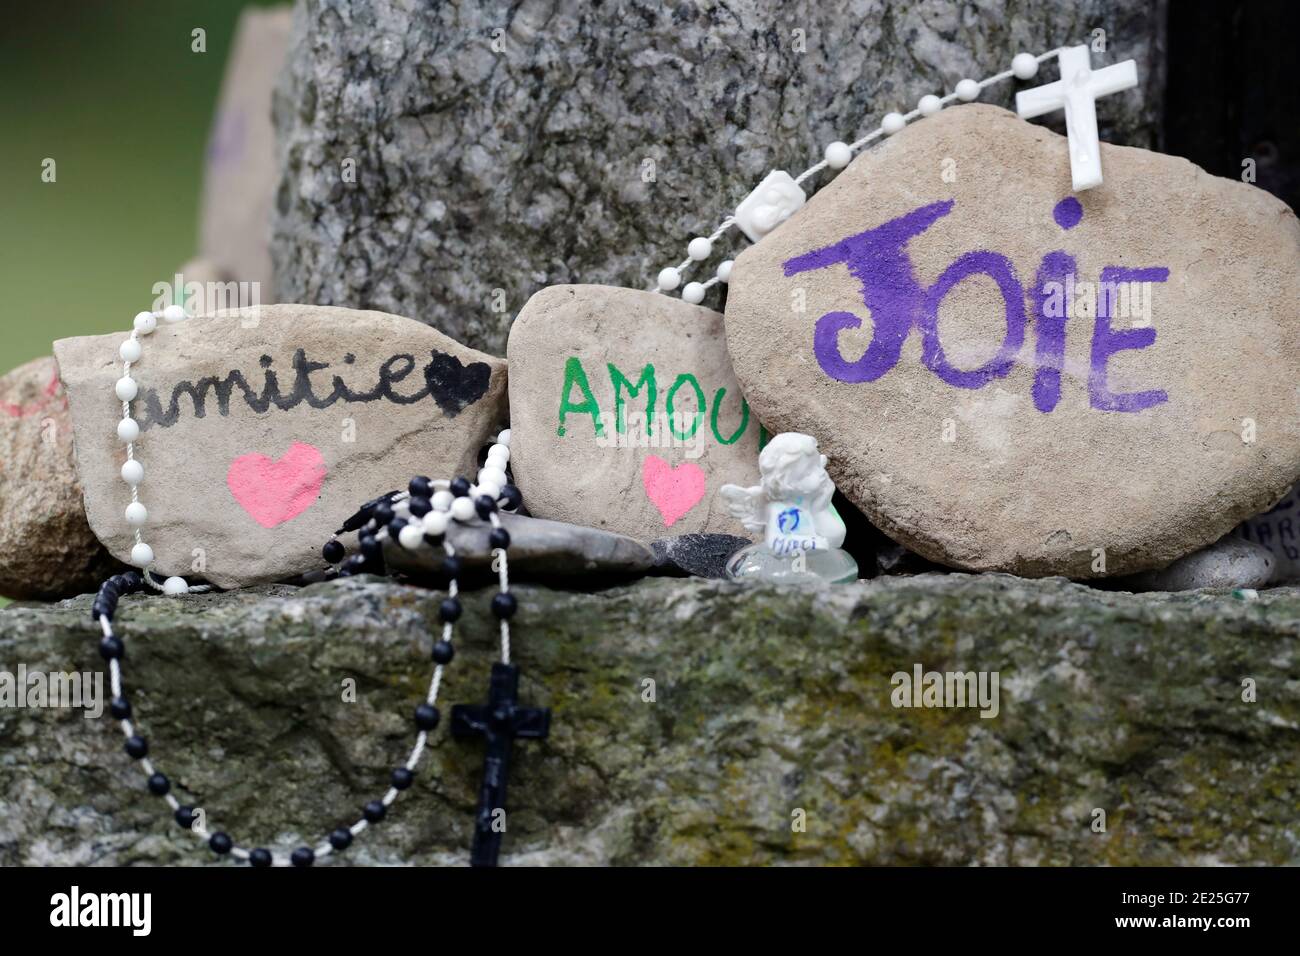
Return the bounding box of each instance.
[725,104,1300,578]
[649,533,751,579]
[272,0,1164,355]
[53,305,507,589]
[3,574,1297,865]
[507,285,760,541]
[0,358,124,600]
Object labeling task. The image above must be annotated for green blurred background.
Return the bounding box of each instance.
[0,0,280,371]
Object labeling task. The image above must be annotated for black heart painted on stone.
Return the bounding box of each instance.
[426,350,491,416]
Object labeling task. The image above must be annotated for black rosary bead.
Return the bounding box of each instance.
[424,532,444,547]
[147,772,170,796]
[409,476,433,498]
[488,527,511,550]
[249,848,273,868]
[363,800,387,823]
[414,703,441,731]
[121,571,143,592]
[209,832,233,855]
[373,501,395,526]
[431,640,454,665]
[91,601,114,624]
[491,592,518,620]
[124,735,148,759]
[322,539,345,564]
[360,534,384,561]
[391,767,415,790]
[450,476,471,498]
[110,696,131,719]
[408,496,433,517]
[475,495,498,519]
[329,828,353,851]
[339,554,368,577]
[175,805,197,830]
[439,597,462,623]
[387,518,408,540]
[99,636,124,660]
[291,846,315,867]
[498,485,522,511]
[442,556,462,579]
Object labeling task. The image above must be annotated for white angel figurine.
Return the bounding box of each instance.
[720,433,853,580]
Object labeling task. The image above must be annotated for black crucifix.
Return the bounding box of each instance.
[450,662,550,867]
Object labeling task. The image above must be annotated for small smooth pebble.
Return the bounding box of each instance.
[162,576,188,596]
[1011,52,1039,80]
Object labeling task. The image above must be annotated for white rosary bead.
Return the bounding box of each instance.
[956,78,980,101]
[398,524,426,550]
[824,141,852,170]
[656,267,681,292]
[117,418,141,443]
[121,460,144,485]
[133,312,157,335]
[115,376,139,402]
[496,429,511,447]
[918,94,943,116]
[486,442,510,464]
[478,465,507,489]
[882,112,906,135]
[450,497,476,522]
[1011,52,1039,80]
[125,502,148,526]
[682,282,706,305]
[477,481,502,501]
[130,542,154,567]
[161,304,188,322]
[119,338,143,363]
[687,236,713,261]
[431,489,454,512]
[422,511,449,536]
[716,260,734,283]
[162,576,189,596]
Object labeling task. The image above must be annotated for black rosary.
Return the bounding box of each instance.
[90,432,551,867]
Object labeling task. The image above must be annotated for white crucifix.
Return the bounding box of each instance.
[1015,44,1138,191]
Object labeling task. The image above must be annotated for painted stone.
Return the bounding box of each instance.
[506,285,760,542]
[53,305,506,589]
[1233,488,1300,583]
[0,357,124,599]
[725,104,1300,577]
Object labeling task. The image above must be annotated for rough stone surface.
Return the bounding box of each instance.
[383,512,655,582]
[1234,487,1300,583]
[53,305,507,589]
[199,6,293,293]
[726,104,1300,578]
[1122,536,1275,592]
[0,358,124,600]
[4,574,1297,866]
[507,285,759,541]
[272,0,1165,355]
[650,533,751,579]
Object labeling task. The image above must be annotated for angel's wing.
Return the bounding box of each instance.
[719,483,767,534]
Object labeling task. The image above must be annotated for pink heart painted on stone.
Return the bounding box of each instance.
[642,454,706,528]
[227,442,327,529]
